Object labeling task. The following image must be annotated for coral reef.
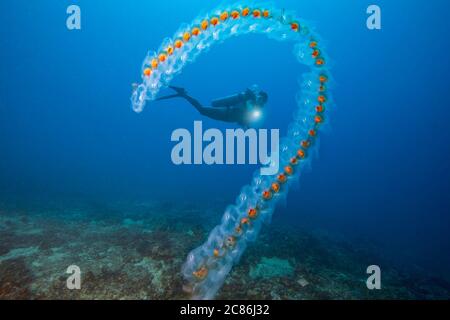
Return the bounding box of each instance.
[0,198,448,300]
[249,257,294,279]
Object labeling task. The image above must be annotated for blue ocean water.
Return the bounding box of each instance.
[1,0,449,283]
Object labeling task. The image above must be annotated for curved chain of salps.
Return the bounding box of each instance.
[131,3,332,299]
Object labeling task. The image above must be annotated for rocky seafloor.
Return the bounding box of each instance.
[0,198,449,300]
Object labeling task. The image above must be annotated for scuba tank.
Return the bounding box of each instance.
[211,92,247,108]
[211,85,265,108]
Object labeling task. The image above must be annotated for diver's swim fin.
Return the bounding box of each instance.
[155,93,183,101]
[168,85,187,95]
[156,86,188,101]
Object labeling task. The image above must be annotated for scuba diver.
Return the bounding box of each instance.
[156,85,268,128]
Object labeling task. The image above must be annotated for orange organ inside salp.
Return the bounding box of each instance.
[193,266,208,280]
[315,115,323,123]
[143,68,151,77]
[220,12,229,21]
[211,17,219,26]
[271,182,280,193]
[175,40,183,49]
[262,190,272,200]
[284,165,294,176]
[183,32,191,42]
[277,174,287,183]
[248,208,258,219]
[240,217,250,225]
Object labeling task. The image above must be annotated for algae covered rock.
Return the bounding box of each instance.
[249,257,294,279]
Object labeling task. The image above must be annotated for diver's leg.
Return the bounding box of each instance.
[156,94,183,101]
[169,86,187,94]
[181,95,207,114]
[156,86,203,109]
[163,87,234,123]
[180,94,235,122]
[181,95,233,122]
[168,87,210,115]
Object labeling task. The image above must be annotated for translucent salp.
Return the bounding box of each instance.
[131,2,333,299]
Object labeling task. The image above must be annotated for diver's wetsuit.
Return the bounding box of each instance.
[184,94,249,126]
[157,86,266,127]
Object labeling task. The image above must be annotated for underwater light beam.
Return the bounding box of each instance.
[131,3,333,299]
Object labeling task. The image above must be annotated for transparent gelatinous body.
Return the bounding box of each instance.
[131,2,333,299]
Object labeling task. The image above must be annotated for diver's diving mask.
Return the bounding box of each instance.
[246,85,268,105]
[245,85,267,121]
